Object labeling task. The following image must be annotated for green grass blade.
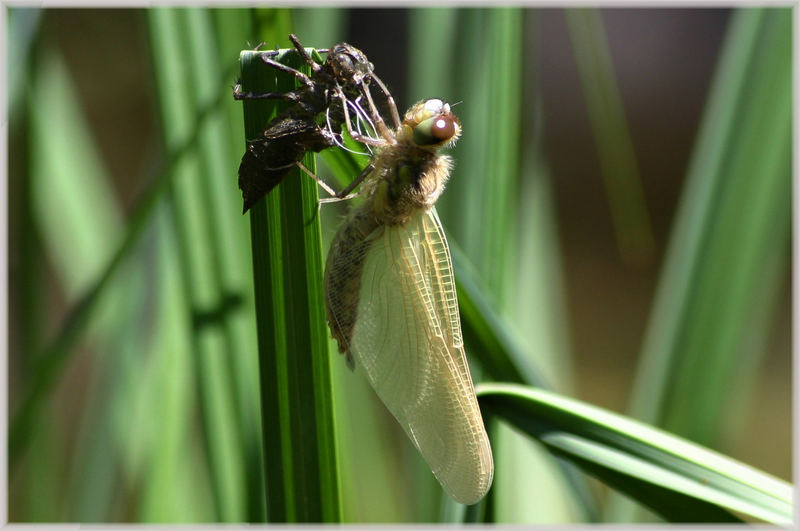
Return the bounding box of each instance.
[479,9,523,301]
[496,14,583,521]
[139,205,209,522]
[23,44,153,522]
[565,8,656,267]
[18,42,121,523]
[8,8,42,117]
[148,8,247,521]
[477,383,792,524]
[11,43,140,516]
[628,8,791,442]
[514,11,575,390]
[407,8,458,104]
[184,8,273,522]
[8,11,45,371]
[26,54,122,297]
[446,8,522,301]
[211,8,269,522]
[239,46,341,523]
[8,23,235,473]
[449,242,548,387]
[610,9,792,522]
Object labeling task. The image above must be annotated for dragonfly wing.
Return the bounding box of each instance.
[351,207,494,505]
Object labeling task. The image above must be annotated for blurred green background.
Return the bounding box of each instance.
[7,7,791,523]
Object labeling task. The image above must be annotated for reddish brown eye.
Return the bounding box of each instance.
[431,116,456,141]
[412,112,460,146]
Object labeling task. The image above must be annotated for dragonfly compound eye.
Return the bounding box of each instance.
[413,114,459,147]
[338,52,355,70]
[329,43,372,83]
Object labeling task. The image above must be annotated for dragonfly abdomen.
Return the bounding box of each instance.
[324,209,381,366]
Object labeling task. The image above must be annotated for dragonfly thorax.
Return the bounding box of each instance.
[366,147,452,226]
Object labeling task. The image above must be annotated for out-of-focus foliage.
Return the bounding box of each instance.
[7,7,792,524]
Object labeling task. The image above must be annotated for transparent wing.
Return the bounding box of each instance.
[351,207,494,505]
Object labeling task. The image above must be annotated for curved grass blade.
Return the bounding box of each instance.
[477,383,792,524]
[604,8,792,524]
[452,244,599,523]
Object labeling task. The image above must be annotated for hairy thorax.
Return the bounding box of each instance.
[364,144,452,226]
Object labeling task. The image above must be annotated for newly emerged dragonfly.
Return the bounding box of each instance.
[234,34,400,213]
[324,98,494,505]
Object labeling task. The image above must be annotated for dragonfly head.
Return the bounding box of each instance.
[402,99,461,149]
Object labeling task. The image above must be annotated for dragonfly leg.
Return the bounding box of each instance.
[338,92,390,146]
[295,160,373,204]
[359,83,397,141]
[335,161,375,198]
[295,160,340,197]
[365,72,402,130]
[259,54,314,88]
[318,194,359,205]
[288,34,323,74]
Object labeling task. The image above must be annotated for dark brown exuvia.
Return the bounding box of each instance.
[234,34,398,213]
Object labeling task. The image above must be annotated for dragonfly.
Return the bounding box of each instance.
[234,34,400,213]
[323,98,494,505]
